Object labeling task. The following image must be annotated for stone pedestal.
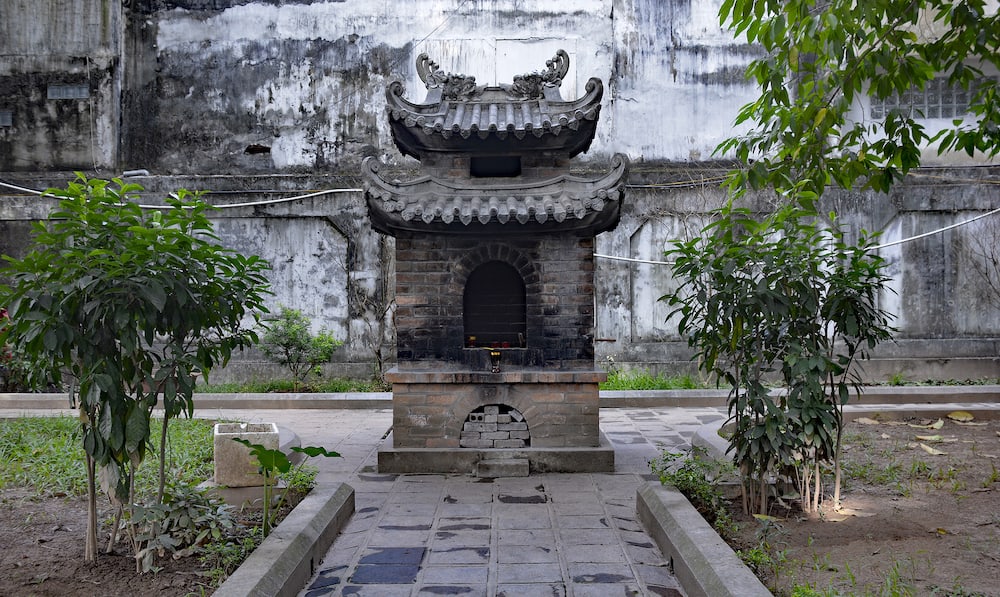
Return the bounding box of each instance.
[213,422,279,487]
[377,368,615,474]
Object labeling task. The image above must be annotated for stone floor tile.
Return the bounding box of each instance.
[416,585,489,596]
[497,562,564,583]
[437,517,491,531]
[625,543,665,564]
[340,584,413,596]
[558,527,618,545]
[426,546,491,565]
[572,583,643,596]
[497,544,559,563]
[439,503,493,516]
[567,562,634,583]
[366,529,433,545]
[497,513,551,530]
[419,564,489,584]
[350,563,420,584]
[357,546,426,565]
[496,584,566,597]
[496,528,556,544]
[563,543,627,563]
[432,529,492,547]
[555,514,611,529]
[383,502,438,516]
[636,563,683,587]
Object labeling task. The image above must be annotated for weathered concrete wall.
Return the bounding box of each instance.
[0,0,121,170]
[2,0,1000,381]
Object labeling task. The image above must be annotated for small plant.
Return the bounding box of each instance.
[260,306,343,390]
[888,372,907,387]
[232,438,340,536]
[127,482,236,573]
[982,463,999,488]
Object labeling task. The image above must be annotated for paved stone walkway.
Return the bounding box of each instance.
[271,406,727,597]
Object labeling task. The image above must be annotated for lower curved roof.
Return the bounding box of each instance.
[363,154,629,237]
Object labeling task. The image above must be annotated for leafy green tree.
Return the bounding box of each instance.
[0,175,271,562]
[260,306,342,389]
[717,0,1000,203]
[667,204,894,515]
[690,0,998,515]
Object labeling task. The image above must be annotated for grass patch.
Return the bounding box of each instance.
[0,415,214,497]
[600,369,704,390]
[197,377,386,393]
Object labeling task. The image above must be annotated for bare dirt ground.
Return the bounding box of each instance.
[0,490,214,596]
[726,415,1000,596]
[0,488,302,597]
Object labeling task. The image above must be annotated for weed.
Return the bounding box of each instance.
[982,463,999,488]
[651,447,737,536]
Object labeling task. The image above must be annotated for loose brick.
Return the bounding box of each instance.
[493,439,526,448]
[481,431,511,441]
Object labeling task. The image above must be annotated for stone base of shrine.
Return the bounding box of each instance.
[378,367,614,474]
[377,430,615,475]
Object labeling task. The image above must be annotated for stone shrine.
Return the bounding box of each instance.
[363,50,628,475]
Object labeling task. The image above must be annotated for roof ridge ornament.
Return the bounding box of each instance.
[508,49,571,99]
[416,53,481,100]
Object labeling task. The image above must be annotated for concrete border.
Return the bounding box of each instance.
[637,483,772,597]
[213,482,355,597]
[4,385,1000,410]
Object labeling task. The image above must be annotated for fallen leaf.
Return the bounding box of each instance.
[752,513,783,522]
[909,419,944,430]
[932,527,949,535]
[880,433,891,439]
[855,417,881,425]
[955,421,988,426]
[916,434,943,441]
[919,443,947,455]
[947,411,974,422]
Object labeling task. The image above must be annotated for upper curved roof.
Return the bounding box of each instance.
[386,50,604,158]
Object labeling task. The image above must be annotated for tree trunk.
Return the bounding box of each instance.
[85,454,98,562]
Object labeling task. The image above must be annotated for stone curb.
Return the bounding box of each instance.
[637,483,772,597]
[213,482,355,597]
[4,385,1000,410]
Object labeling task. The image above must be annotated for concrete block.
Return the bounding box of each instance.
[481,431,510,440]
[213,423,278,487]
[484,414,498,423]
[477,458,529,478]
[497,414,512,423]
[460,438,494,448]
[499,422,528,431]
[510,430,530,440]
[465,422,498,433]
[493,439,526,448]
[485,405,500,415]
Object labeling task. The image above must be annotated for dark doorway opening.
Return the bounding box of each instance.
[463,260,526,347]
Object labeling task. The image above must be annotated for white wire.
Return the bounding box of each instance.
[3,178,998,253]
[873,205,1000,249]
[0,179,362,209]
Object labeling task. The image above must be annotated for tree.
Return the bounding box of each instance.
[717,0,1000,203]
[0,175,271,563]
[666,204,894,515]
[260,306,342,389]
